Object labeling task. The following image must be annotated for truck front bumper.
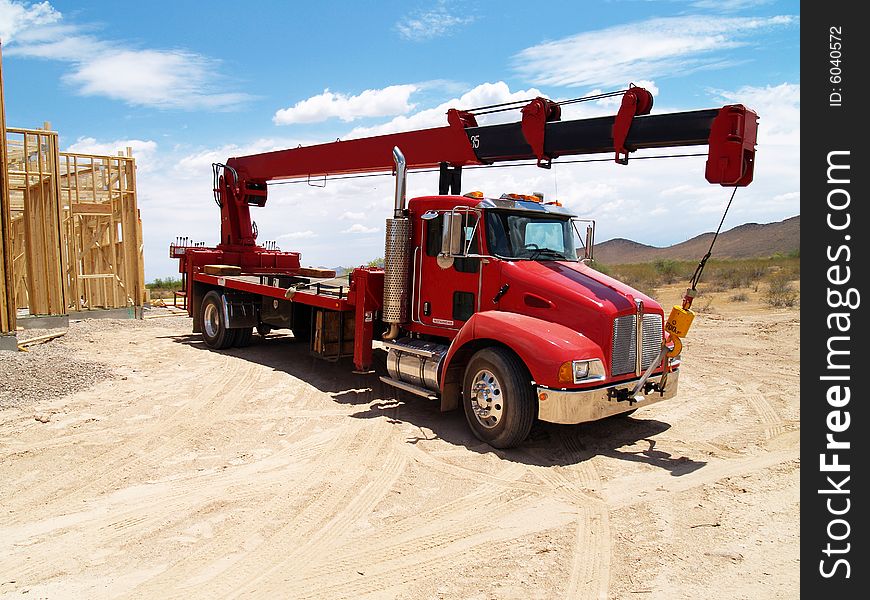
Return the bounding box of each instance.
[537,369,679,425]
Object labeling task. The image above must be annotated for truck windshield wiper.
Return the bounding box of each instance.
[529,248,568,260]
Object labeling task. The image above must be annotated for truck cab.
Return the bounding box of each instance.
[381,190,678,448]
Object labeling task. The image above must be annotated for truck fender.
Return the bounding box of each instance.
[439,312,606,411]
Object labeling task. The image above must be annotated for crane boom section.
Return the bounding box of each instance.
[214,88,757,248]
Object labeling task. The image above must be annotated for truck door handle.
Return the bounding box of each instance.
[492,284,510,304]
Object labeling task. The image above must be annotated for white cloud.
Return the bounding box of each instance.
[4,1,251,110]
[64,50,251,110]
[513,15,797,88]
[66,136,157,158]
[772,191,799,203]
[64,137,160,175]
[711,82,799,145]
[173,138,302,177]
[274,85,418,125]
[690,0,774,11]
[343,79,659,140]
[395,1,475,41]
[340,211,366,220]
[0,0,59,41]
[278,230,317,239]
[346,81,546,138]
[342,223,379,234]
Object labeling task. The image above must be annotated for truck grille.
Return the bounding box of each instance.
[610,314,663,376]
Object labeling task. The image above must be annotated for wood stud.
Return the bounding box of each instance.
[0,48,15,334]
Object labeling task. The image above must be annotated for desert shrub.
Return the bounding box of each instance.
[702,261,769,290]
[653,259,681,283]
[589,261,612,276]
[146,277,183,299]
[597,255,799,302]
[764,273,799,307]
[729,293,749,302]
[693,295,715,313]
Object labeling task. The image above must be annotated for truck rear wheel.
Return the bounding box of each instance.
[200,290,237,349]
[462,347,535,449]
[234,327,253,347]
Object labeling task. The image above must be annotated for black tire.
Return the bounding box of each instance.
[200,290,237,349]
[256,323,272,337]
[462,347,535,449]
[234,327,253,347]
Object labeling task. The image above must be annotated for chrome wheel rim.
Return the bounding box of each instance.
[203,302,220,338]
[470,369,503,428]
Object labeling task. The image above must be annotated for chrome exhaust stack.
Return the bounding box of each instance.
[383,147,410,340]
[392,146,407,218]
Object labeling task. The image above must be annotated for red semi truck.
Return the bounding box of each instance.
[172,86,758,448]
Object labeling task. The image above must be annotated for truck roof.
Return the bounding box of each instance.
[408,194,577,217]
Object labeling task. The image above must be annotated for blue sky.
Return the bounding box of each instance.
[2,0,799,279]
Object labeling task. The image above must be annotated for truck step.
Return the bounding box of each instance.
[379,376,438,400]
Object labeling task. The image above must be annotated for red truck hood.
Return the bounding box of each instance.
[497,260,663,351]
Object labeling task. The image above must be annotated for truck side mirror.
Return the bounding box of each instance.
[572,218,595,263]
[438,212,463,268]
[584,223,595,261]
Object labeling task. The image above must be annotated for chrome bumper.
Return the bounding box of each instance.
[537,369,679,425]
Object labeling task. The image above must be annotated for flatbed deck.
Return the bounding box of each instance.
[193,272,353,311]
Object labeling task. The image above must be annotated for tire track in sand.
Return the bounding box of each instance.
[229,449,410,595]
[0,355,244,516]
[552,429,611,600]
[134,419,397,596]
[740,384,787,440]
[288,477,535,587]
[122,420,369,596]
[20,357,265,514]
[288,495,576,600]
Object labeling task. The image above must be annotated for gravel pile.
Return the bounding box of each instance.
[0,314,188,409]
[0,339,113,409]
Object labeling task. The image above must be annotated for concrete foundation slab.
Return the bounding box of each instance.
[68,307,144,321]
[16,314,70,330]
[0,334,18,352]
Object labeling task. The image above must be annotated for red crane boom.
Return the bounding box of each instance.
[213,86,758,249]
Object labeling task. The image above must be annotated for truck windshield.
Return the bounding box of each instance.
[485,211,578,261]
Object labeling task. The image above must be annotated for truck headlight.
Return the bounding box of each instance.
[558,359,606,384]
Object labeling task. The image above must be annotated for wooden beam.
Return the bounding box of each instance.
[71,202,113,214]
[0,45,15,333]
[17,330,65,348]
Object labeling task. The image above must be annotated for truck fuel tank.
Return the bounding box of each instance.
[384,338,449,392]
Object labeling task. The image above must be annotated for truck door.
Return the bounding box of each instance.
[414,211,482,332]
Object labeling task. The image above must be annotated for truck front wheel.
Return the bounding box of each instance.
[200,290,237,349]
[462,347,535,449]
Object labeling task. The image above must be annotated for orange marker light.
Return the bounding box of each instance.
[558,361,573,384]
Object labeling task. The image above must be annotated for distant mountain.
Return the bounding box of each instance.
[594,215,800,264]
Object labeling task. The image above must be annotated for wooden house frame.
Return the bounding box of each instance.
[1,43,144,340]
[4,125,145,318]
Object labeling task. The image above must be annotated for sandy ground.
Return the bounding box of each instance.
[0,287,799,599]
